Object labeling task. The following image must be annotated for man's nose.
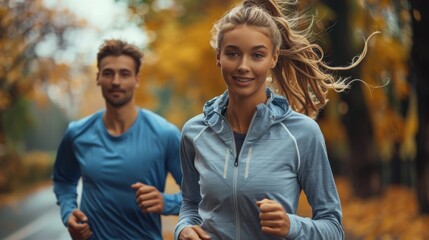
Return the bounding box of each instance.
[112,73,120,84]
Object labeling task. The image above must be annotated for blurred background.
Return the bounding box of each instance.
[0,0,428,239]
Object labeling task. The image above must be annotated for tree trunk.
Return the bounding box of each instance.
[341,85,382,197]
[324,0,382,197]
[410,0,429,214]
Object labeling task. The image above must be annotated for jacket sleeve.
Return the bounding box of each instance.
[52,124,81,226]
[287,124,344,239]
[162,124,183,215]
[174,129,203,240]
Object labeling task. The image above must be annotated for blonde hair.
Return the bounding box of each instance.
[211,0,377,118]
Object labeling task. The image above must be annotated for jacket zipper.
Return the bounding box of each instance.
[230,113,257,167]
[233,163,240,240]
[231,113,257,240]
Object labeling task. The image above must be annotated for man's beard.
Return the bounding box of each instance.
[104,92,133,108]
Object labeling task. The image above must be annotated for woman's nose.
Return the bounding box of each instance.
[237,57,250,72]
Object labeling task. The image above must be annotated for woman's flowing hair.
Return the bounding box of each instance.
[211,0,380,118]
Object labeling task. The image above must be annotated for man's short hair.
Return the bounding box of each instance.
[97,39,143,73]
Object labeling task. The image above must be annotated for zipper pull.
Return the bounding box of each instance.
[234,156,238,167]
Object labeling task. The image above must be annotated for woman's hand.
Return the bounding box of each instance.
[179,225,211,240]
[256,198,290,237]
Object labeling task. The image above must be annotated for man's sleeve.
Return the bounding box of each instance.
[52,125,81,226]
[163,124,183,215]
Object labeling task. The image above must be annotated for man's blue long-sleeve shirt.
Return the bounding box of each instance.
[53,109,182,240]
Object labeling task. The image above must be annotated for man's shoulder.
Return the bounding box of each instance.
[138,108,179,133]
[139,108,165,121]
[66,111,103,136]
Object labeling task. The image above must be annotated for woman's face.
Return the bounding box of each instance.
[217,24,278,102]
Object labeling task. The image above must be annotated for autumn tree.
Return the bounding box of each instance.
[0,0,84,191]
[316,0,414,198]
[356,0,415,187]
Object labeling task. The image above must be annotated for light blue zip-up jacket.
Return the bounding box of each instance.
[174,88,344,240]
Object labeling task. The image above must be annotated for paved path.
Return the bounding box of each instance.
[0,176,180,240]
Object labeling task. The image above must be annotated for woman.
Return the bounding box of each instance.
[175,0,375,239]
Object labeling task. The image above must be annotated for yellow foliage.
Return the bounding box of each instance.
[334,177,429,239]
[0,0,85,116]
[136,3,230,127]
[337,0,415,162]
[0,91,10,111]
[318,91,348,143]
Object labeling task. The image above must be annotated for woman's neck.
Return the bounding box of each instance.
[227,94,267,134]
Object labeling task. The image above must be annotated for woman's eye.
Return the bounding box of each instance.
[253,53,264,59]
[226,51,239,57]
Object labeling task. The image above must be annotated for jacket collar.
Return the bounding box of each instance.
[203,88,292,143]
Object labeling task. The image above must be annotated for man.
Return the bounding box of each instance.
[52,39,182,239]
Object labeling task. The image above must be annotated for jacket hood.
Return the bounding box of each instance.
[202,88,293,140]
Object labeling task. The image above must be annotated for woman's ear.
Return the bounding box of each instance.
[216,51,221,67]
[271,49,279,69]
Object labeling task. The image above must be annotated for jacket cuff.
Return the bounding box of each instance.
[286,214,301,239]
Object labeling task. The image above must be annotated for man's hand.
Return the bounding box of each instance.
[256,198,290,237]
[131,182,164,213]
[67,209,93,240]
[179,226,211,240]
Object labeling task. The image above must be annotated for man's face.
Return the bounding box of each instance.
[97,55,139,108]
